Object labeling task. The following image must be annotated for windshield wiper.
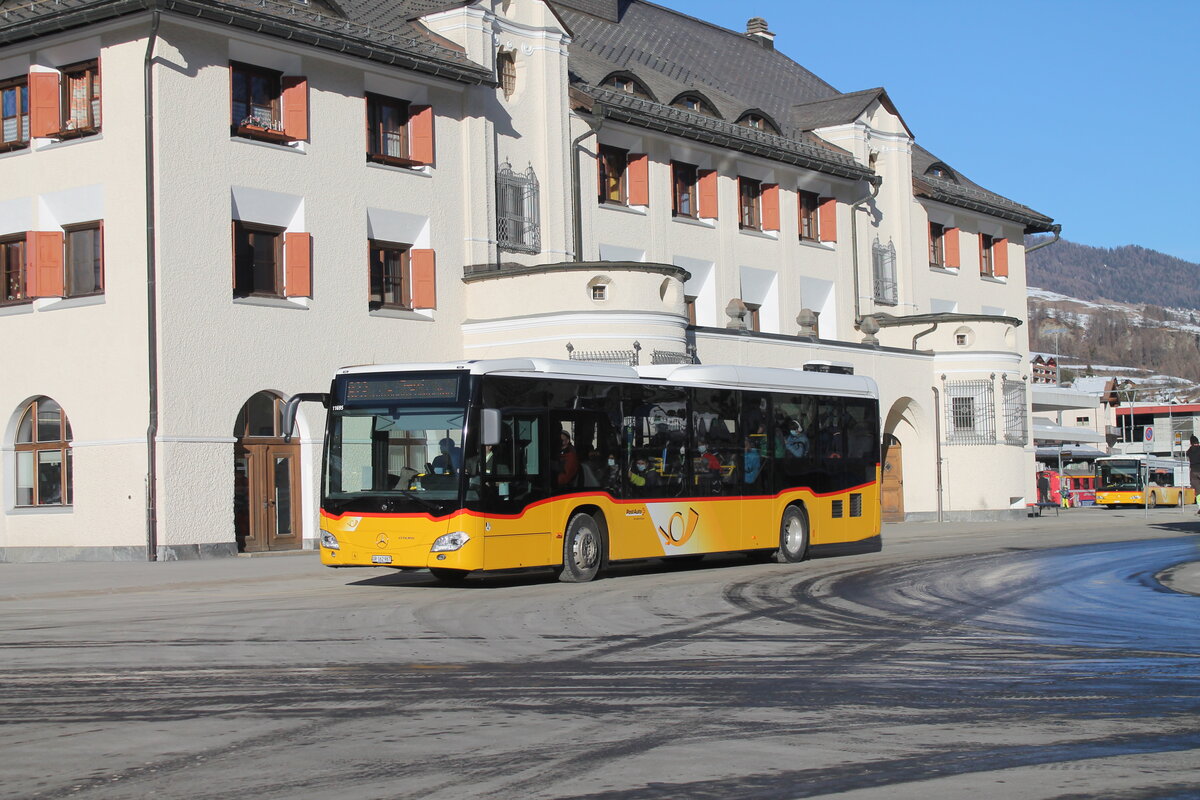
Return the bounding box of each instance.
[392,489,445,515]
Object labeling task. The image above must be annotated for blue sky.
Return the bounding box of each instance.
[652,0,1200,263]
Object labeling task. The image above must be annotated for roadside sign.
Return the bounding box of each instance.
[1144,426,1154,442]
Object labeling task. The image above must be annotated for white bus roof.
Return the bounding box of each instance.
[337,359,878,398]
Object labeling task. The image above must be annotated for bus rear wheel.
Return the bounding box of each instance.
[560,513,604,582]
[774,505,809,564]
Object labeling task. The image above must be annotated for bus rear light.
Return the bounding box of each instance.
[431,531,470,552]
[320,530,341,550]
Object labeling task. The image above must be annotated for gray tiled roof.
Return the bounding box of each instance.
[0,0,492,85]
[911,145,1055,232]
[553,0,1055,231]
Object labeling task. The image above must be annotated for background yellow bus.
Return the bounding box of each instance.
[288,359,881,582]
[1094,454,1196,508]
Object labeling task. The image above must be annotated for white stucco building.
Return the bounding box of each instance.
[0,0,1058,561]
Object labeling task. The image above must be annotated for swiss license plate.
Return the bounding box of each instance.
[371,555,393,564]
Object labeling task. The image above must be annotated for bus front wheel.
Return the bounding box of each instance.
[775,505,809,564]
[560,513,604,583]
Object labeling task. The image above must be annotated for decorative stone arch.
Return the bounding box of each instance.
[233,390,303,553]
[881,396,923,522]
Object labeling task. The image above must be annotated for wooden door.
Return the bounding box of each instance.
[881,442,905,522]
[237,443,302,552]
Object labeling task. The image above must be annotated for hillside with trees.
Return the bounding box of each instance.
[1025,237,1200,391]
[1025,235,1200,308]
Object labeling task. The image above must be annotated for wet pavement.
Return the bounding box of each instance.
[1,509,1198,799]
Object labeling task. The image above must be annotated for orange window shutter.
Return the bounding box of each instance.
[285,232,312,297]
[994,237,1009,277]
[29,71,61,138]
[698,169,718,219]
[281,76,309,141]
[411,249,437,309]
[409,105,434,165]
[627,153,649,206]
[30,231,64,298]
[944,227,960,268]
[818,196,838,242]
[759,184,779,231]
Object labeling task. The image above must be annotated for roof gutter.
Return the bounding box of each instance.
[1025,224,1063,254]
[851,175,883,323]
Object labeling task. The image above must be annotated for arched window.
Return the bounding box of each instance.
[235,391,286,439]
[737,112,780,135]
[497,51,516,99]
[15,397,73,506]
[925,162,958,182]
[601,73,653,101]
[671,94,719,118]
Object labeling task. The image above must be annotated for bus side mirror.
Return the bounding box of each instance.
[481,408,502,447]
[282,392,330,443]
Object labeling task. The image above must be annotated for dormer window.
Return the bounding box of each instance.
[736,112,779,135]
[601,73,652,101]
[672,93,718,117]
[925,162,958,182]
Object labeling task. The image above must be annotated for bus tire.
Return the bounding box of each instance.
[1147,492,1157,509]
[560,513,604,583]
[775,505,809,564]
[429,568,469,582]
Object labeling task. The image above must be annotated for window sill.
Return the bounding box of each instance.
[0,141,29,155]
[7,505,73,516]
[233,295,310,310]
[598,202,647,217]
[230,135,305,154]
[980,275,1008,284]
[367,153,426,169]
[739,227,778,241]
[35,132,103,152]
[798,238,834,251]
[366,159,431,177]
[929,266,958,275]
[56,125,101,141]
[369,307,433,321]
[37,294,105,312]
[671,214,715,230]
[234,124,295,144]
[0,300,34,316]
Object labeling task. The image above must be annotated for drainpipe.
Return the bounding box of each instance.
[851,175,883,323]
[570,112,603,262]
[144,9,161,561]
[1025,223,1062,254]
[911,322,939,351]
[932,384,944,522]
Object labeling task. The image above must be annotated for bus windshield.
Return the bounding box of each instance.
[1097,460,1140,492]
[323,406,466,515]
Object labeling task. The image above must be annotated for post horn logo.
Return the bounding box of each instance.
[658,507,700,547]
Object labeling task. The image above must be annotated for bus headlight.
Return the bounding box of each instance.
[431,531,470,552]
[320,529,340,550]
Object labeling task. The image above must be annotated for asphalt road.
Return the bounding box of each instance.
[2,509,1199,800]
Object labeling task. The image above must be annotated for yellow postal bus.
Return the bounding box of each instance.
[1094,454,1196,508]
[287,359,881,582]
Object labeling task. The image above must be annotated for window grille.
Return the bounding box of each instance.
[850,493,863,517]
[831,499,844,518]
[1002,378,1028,446]
[943,379,995,446]
[872,238,897,305]
[496,162,541,254]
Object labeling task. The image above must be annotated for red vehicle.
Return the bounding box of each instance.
[1036,470,1096,507]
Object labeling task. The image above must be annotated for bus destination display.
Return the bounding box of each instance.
[343,376,460,404]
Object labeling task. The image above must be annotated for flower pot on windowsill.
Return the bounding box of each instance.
[367,152,424,168]
[55,124,100,141]
[235,122,294,144]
